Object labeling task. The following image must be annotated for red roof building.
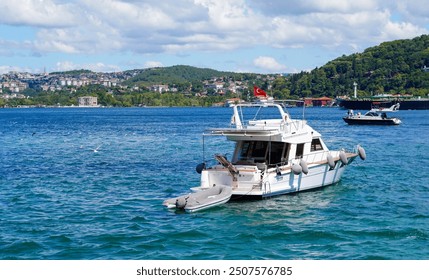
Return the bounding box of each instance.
[303,97,333,107]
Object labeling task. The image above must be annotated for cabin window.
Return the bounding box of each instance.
[311,138,323,152]
[239,141,268,161]
[239,141,292,165]
[239,142,251,159]
[283,143,290,162]
[268,142,285,165]
[252,142,267,158]
[296,143,305,159]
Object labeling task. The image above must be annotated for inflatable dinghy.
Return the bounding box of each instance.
[163,185,232,213]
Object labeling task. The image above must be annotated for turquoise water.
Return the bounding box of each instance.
[0,107,428,260]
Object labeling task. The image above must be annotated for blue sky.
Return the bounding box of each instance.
[1,0,428,74]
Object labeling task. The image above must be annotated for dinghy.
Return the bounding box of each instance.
[163,185,232,213]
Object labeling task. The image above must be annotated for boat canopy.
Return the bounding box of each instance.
[205,101,310,140]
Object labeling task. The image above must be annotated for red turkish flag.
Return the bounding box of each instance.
[253,86,267,97]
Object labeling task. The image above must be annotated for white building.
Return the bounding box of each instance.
[78,96,98,107]
[151,84,169,93]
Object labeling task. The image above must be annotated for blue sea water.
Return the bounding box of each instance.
[0,107,428,260]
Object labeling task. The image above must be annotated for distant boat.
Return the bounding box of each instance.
[343,103,401,125]
[336,96,429,110]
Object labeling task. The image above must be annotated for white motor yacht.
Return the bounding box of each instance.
[343,103,401,125]
[164,99,366,212]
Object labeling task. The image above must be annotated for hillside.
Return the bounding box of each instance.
[123,36,429,99]
[286,34,429,98]
[123,65,256,87]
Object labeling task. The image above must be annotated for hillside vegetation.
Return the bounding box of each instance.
[125,65,244,84]
[123,65,260,91]
[284,34,429,98]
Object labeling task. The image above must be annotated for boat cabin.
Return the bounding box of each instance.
[231,137,327,169]
[208,102,331,171]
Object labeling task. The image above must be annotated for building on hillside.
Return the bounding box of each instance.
[78,96,98,107]
[303,97,333,107]
[1,81,28,93]
[151,84,169,93]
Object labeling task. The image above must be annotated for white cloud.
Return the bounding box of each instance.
[55,61,121,72]
[258,2,427,51]
[55,61,81,72]
[144,61,164,68]
[3,0,428,56]
[0,0,77,27]
[80,0,176,30]
[194,0,258,30]
[0,0,428,72]
[381,21,427,41]
[0,65,33,74]
[253,56,287,72]
[396,0,429,27]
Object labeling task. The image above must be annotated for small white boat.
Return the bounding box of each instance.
[163,185,232,213]
[164,95,366,212]
[343,103,401,125]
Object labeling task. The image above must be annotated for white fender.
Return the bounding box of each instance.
[339,151,348,165]
[357,145,366,160]
[292,163,302,175]
[300,159,309,175]
[327,154,335,169]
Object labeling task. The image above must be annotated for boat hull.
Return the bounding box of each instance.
[342,117,400,125]
[236,161,352,199]
[200,154,359,200]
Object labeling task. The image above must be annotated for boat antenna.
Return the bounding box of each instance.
[239,105,244,124]
[202,134,205,163]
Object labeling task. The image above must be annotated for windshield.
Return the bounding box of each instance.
[236,105,284,123]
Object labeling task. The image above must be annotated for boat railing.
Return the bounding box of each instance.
[300,150,345,164]
[299,150,329,164]
[239,118,307,135]
[247,119,283,128]
[281,119,307,134]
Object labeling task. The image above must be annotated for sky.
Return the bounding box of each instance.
[0,0,428,74]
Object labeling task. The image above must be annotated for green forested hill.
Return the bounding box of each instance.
[123,65,256,89]
[286,34,429,98]
[120,65,265,95]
